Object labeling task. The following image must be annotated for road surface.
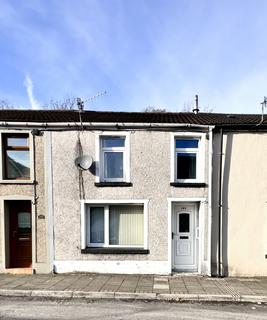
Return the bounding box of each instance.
[0,298,266,319]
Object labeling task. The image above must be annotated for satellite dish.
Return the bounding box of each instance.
[75,155,93,170]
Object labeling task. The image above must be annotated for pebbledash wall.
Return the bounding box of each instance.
[51,129,211,275]
[0,130,52,273]
[212,132,267,277]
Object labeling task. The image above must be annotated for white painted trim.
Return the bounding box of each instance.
[143,201,148,250]
[0,180,35,184]
[167,197,207,203]
[170,134,175,184]
[0,196,35,271]
[170,132,206,183]
[80,200,86,249]
[168,200,173,274]
[167,198,208,275]
[81,199,149,250]
[83,199,148,204]
[95,134,100,182]
[95,131,131,183]
[198,201,204,274]
[0,130,34,182]
[54,260,169,275]
[172,204,198,271]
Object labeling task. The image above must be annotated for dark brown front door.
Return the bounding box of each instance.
[9,201,32,268]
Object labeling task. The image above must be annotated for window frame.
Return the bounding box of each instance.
[170,133,205,183]
[81,199,148,250]
[95,132,130,183]
[0,131,34,183]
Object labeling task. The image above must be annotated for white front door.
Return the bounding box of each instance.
[172,204,198,271]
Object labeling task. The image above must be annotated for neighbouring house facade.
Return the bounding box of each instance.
[0,110,266,276]
[0,127,52,274]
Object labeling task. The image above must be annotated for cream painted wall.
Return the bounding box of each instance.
[212,132,267,276]
[52,130,209,270]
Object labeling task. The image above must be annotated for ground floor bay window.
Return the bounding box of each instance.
[81,201,148,252]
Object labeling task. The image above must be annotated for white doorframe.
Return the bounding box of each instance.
[167,198,208,274]
[172,203,198,271]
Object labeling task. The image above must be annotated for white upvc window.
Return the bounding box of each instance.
[171,133,205,183]
[96,132,130,183]
[84,202,148,249]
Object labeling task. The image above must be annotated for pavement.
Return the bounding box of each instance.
[0,273,266,303]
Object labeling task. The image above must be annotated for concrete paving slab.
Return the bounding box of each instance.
[0,274,266,304]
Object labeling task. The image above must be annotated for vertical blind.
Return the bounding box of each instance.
[89,207,104,243]
[109,205,144,246]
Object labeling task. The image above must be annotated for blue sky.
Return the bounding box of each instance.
[0,0,267,113]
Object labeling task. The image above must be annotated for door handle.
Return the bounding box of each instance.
[172,232,174,239]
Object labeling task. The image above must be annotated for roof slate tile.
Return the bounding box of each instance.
[0,109,265,126]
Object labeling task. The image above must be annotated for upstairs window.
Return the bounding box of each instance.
[175,138,199,182]
[2,134,30,180]
[100,137,126,182]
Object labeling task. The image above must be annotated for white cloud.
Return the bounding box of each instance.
[23,74,40,110]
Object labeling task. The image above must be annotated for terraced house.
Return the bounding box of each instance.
[0,109,266,277]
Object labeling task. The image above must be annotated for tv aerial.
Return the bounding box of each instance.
[76,91,107,111]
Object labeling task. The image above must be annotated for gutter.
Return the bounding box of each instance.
[0,121,211,130]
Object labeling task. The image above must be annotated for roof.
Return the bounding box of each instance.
[0,109,266,127]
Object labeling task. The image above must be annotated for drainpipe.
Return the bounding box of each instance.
[31,131,37,273]
[217,128,223,277]
[31,129,42,273]
[207,126,214,276]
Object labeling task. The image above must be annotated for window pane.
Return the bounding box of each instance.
[18,212,31,234]
[90,207,104,243]
[102,137,125,148]
[104,152,123,179]
[7,137,28,147]
[179,213,190,233]
[176,139,198,149]
[109,205,144,246]
[177,153,196,179]
[18,212,31,228]
[6,150,30,179]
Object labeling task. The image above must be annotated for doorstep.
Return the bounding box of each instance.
[4,268,33,275]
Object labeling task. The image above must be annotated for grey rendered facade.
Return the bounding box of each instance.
[52,129,211,275]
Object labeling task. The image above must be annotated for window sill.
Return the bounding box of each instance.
[170,182,207,188]
[81,248,149,254]
[0,180,36,185]
[94,182,133,187]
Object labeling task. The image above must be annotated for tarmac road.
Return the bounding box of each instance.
[0,298,266,320]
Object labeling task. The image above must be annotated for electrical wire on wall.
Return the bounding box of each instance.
[77,131,85,200]
[76,98,86,200]
[31,129,40,268]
